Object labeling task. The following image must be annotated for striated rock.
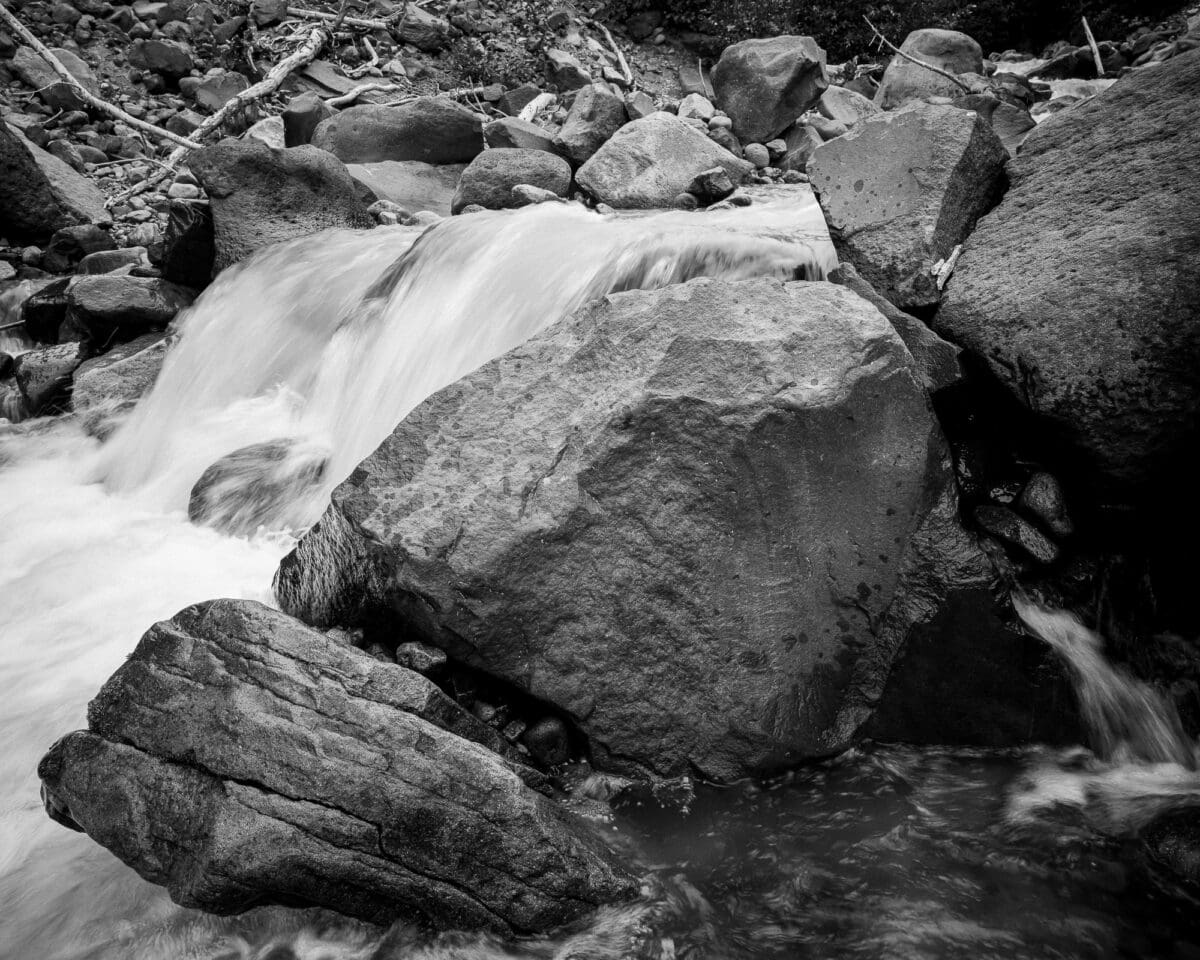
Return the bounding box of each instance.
[312,99,484,164]
[485,117,555,152]
[11,46,99,112]
[67,276,194,343]
[451,150,572,214]
[72,331,168,414]
[711,36,828,144]
[552,84,627,166]
[275,278,948,781]
[39,600,636,930]
[875,29,983,109]
[348,161,466,218]
[14,341,82,415]
[933,51,1200,507]
[810,102,1006,310]
[190,139,372,272]
[576,112,751,209]
[0,122,111,242]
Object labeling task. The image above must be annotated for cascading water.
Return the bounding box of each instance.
[5,193,1200,959]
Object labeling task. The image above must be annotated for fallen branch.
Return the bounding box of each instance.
[324,80,402,107]
[597,23,633,86]
[517,92,555,123]
[346,35,379,78]
[933,244,964,290]
[863,16,972,93]
[287,6,390,31]
[1081,16,1105,77]
[108,26,329,206]
[0,2,202,151]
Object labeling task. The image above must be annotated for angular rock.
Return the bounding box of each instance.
[933,51,1200,507]
[711,36,828,144]
[810,102,1006,309]
[451,150,572,214]
[275,279,948,781]
[347,161,466,217]
[396,4,451,52]
[311,99,484,164]
[0,122,111,242]
[19,277,72,343]
[974,504,1060,564]
[77,247,148,275]
[677,93,715,122]
[952,94,1035,156]
[43,224,113,273]
[190,139,372,272]
[817,85,880,128]
[1018,472,1073,539]
[498,83,543,117]
[12,46,99,112]
[686,166,735,203]
[67,276,194,343]
[244,116,285,149]
[281,92,333,147]
[71,331,168,413]
[552,84,627,166]
[39,599,636,930]
[14,341,82,415]
[1143,808,1200,886]
[484,117,555,152]
[779,121,822,173]
[576,112,751,209]
[128,38,194,79]
[195,69,250,112]
[546,48,590,91]
[875,29,983,109]
[160,198,215,288]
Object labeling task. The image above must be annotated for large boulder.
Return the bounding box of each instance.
[552,83,627,166]
[711,36,828,144]
[875,29,984,109]
[275,278,949,782]
[933,50,1200,508]
[11,46,99,111]
[810,102,1006,310]
[348,161,466,217]
[576,112,751,209]
[0,122,110,242]
[451,150,572,214]
[39,600,636,931]
[311,99,484,164]
[67,276,195,343]
[189,139,373,272]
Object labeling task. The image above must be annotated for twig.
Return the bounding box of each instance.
[287,6,389,30]
[933,244,963,290]
[108,26,329,206]
[1081,17,1105,77]
[0,2,203,151]
[346,35,378,78]
[698,58,715,101]
[597,23,633,86]
[517,92,555,122]
[324,80,401,107]
[863,16,972,93]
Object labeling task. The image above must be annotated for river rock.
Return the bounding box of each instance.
[14,341,82,415]
[190,139,372,272]
[312,99,484,164]
[0,122,111,241]
[275,278,947,781]
[711,36,828,144]
[779,121,822,172]
[38,599,636,930]
[43,224,114,274]
[810,102,1006,309]
[11,46,99,112]
[552,84,627,166]
[67,276,194,343]
[71,331,168,414]
[875,29,983,109]
[484,117,555,152]
[817,85,880,128]
[348,161,465,217]
[933,50,1200,508]
[576,112,751,209]
[128,38,194,78]
[451,150,572,214]
[76,247,149,275]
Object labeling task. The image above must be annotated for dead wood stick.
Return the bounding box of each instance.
[597,23,633,86]
[345,35,379,79]
[287,6,390,31]
[934,244,964,290]
[324,80,402,107]
[1081,17,1105,77]
[863,16,972,93]
[0,2,202,151]
[108,26,329,206]
[517,92,555,122]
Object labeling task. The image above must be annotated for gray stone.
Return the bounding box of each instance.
[498,83,543,116]
[71,331,168,413]
[546,48,590,90]
[127,39,194,78]
[14,341,82,415]
[552,84,627,166]
[275,278,948,781]
[160,199,214,288]
[68,276,194,342]
[38,600,636,931]
[395,5,451,52]
[974,505,1060,564]
[1018,472,1073,539]
[195,69,250,112]
[711,36,828,143]
[677,93,715,122]
[779,121,822,173]
[281,93,333,147]
[810,102,1006,309]
[347,161,466,217]
[0,123,111,242]
[451,150,572,214]
[311,99,484,164]
[484,117,555,152]
[875,29,983,109]
[76,247,148,275]
[817,85,880,128]
[952,94,1035,156]
[743,142,769,168]
[11,46,99,112]
[190,139,372,272]
[686,166,735,203]
[576,112,751,209]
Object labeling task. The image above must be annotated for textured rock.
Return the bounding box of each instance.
[39,600,635,931]
[817,85,880,128]
[348,161,466,217]
[933,51,1200,506]
[14,341,82,415]
[875,29,983,109]
[11,46,99,111]
[281,93,333,147]
[0,122,111,242]
[810,102,1006,309]
[190,139,372,271]
[546,48,590,90]
[67,276,194,342]
[711,36,828,143]
[974,505,1060,564]
[576,112,751,209]
[779,121,822,173]
[552,84,627,166]
[127,38,194,78]
[71,331,168,413]
[484,117,555,152]
[451,150,572,213]
[275,278,947,781]
[1143,808,1200,886]
[395,4,451,51]
[312,99,484,164]
[952,94,1036,156]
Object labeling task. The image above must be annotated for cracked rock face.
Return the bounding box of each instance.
[38,599,637,932]
[276,277,949,782]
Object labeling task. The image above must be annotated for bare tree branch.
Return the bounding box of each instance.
[863,16,972,93]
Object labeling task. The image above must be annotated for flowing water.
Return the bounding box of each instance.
[3,194,1200,960]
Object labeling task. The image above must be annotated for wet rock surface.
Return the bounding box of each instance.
[38,599,637,931]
